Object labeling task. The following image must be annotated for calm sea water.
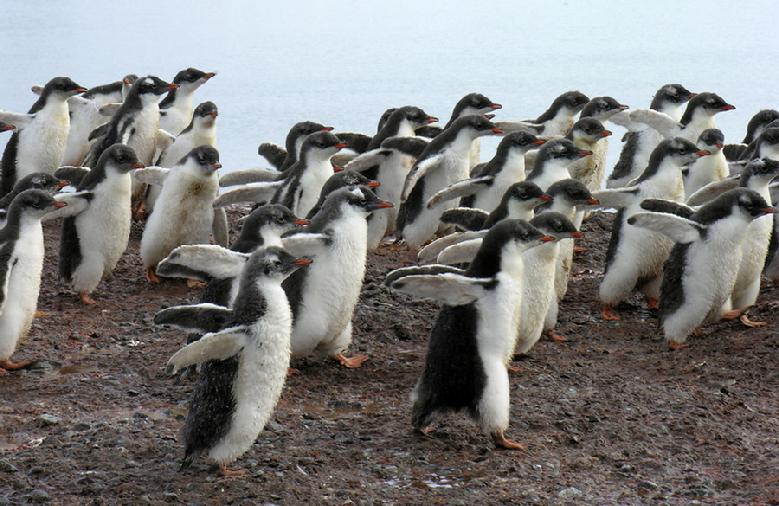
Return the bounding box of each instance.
[2,0,778,174]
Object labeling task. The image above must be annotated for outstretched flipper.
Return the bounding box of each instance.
[344,149,391,173]
[330,153,356,169]
[219,168,280,187]
[387,272,495,306]
[628,109,680,139]
[156,245,249,281]
[627,212,704,244]
[98,102,122,117]
[42,192,94,221]
[213,181,284,207]
[417,230,488,264]
[88,123,110,142]
[54,166,91,187]
[258,142,287,169]
[212,208,229,247]
[133,167,170,186]
[425,176,494,209]
[155,303,232,334]
[493,121,540,134]
[384,264,465,287]
[0,111,33,130]
[402,154,444,201]
[685,176,741,206]
[640,199,695,218]
[437,237,484,265]
[166,327,248,374]
[440,207,490,231]
[281,232,331,257]
[591,187,641,209]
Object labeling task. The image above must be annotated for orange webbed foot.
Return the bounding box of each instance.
[79,292,97,305]
[547,329,568,343]
[739,314,766,328]
[218,462,247,477]
[0,359,35,371]
[668,341,690,350]
[146,267,161,284]
[721,309,742,321]
[492,431,528,451]
[335,353,368,368]
[646,297,659,310]
[601,306,620,321]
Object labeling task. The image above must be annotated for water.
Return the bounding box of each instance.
[2,0,778,174]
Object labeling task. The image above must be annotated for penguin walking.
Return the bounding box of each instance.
[496,91,590,137]
[595,138,709,320]
[158,68,216,136]
[386,219,554,449]
[0,77,87,195]
[683,129,727,197]
[398,116,503,248]
[156,246,311,476]
[0,190,71,373]
[140,146,221,283]
[629,189,774,349]
[257,121,333,172]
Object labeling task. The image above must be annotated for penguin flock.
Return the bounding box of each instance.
[0,72,777,475]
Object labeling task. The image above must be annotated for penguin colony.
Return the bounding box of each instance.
[0,72,777,475]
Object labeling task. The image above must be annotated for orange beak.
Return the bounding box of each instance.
[490,103,503,110]
[695,150,711,157]
[540,235,556,242]
[167,83,179,91]
[426,116,439,124]
[570,231,584,239]
[294,218,310,226]
[333,165,344,173]
[204,72,216,79]
[762,207,776,214]
[720,104,735,111]
[600,130,613,137]
[211,163,222,171]
[538,194,553,202]
[491,127,504,135]
[587,198,600,205]
[131,162,145,169]
[209,111,218,119]
[57,179,70,189]
[532,139,546,146]
[334,143,348,149]
[74,87,88,94]
[322,126,334,132]
[0,123,15,132]
[52,200,67,209]
[376,200,393,209]
[367,180,381,188]
[294,257,313,266]
[579,150,593,157]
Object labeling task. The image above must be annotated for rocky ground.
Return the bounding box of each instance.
[0,212,778,505]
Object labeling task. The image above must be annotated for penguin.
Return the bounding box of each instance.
[565,117,613,192]
[258,121,333,172]
[0,77,87,195]
[628,188,774,349]
[425,131,546,213]
[525,138,592,191]
[0,190,70,373]
[683,129,727,197]
[0,173,65,214]
[766,181,779,282]
[608,84,694,188]
[156,246,311,476]
[366,106,438,151]
[595,138,710,320]
[303,170,380,219]
[575,97,628,191]
[386,219,555,449]
[418,181,551,263]
[441,93,502,168]
[723,109,779,161]
[140,146,221,283]
[57,144,144,304]
[397,115,503,248]
[496,91,590,137]
[158,68,216,136]
[737,124,779,164]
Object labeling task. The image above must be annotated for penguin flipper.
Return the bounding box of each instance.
[157,245,249,280]
[219,168,280,187]
[426,176,493,209]
[640,199,695,219]
[0,245,14,313]
[0,111,33,130]
[212,208,229,247]
[54,166,91,187]
[591,187,640,209]
[493,121,540,134]
[43,192,94,221]
[166,327,248,374]
[417,230,488,264]
[402,154,444,201]
[281,232,331,257]
[440,207,489,231]
[414,125,443,139]
[685,176,741,206]
[156,129,175,151]
[334,132,372,154]
[388,272,493,306]
[385,264,465,287]
[155,303,232,334]
[134,167,170,186]
[98,102,121,117]
[607,109,646,132]
[436,238,484,265]
[344,150,390,173]
[87,123,110,142]
[628,109,679,139]
[331,153,357,169]
[381,136,429,158]
[627,212,703,244]
[257,143,287,169]
[213,181,283,207]
[723,143,747,161]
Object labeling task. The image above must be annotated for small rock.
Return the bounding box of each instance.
[558,487,582,500]
[37,413,61,426]
[619,464,633,473]
[0,459,18,473]
[27,489,51,503]
[638,480,658,490]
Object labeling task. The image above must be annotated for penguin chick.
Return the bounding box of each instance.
[140,146,221,282]
[565,117,613,192]
[526,138,592,191]
[159,68,216,136]
[629,188,774,349]
[496,91,590,137]
[159,246,310,476]
[723,109,779,161]
[628,92,734,144]
[683,129,727,197]
[258,121,333,172]
[61,79,125,166]
[387,219,554,450]
[0,173,65,212]
[304,170,380,219]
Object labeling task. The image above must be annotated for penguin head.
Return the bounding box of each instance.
[15,173,65,194]
[686,92,735,118]
[246,246,312,281]
[450,115,503,139]
[121,74,138,99]
[743,109,779,144]
[482,219,555,261]
[742,158,779,187]
[172,67,216,89]
[570,118,612,144]
[181,146,221,177]
[9,189,66,219]
[731,189,773,220]
[192,101,218,128]
[663,138,710,167]
[545,179,598,207]
[380,136,428,158]
[133,76,177,104]
[653,84,695,107]
[453,93,502,119]
[397,106,438,128]
[100,144,144,174]
[301,132,347,162]
[759,127,779,147]
[502,181,551,210]
[537,139,591,165]
[321,170,378,196]
[696,129,724,154]
[43,77,87,99]
[330,186,392,216]
[242,204,307,241]
[552,91,590,113]
[291,121,333,140]
[530,212,582,240]
[580,96,628,122]
[499,131,546,155]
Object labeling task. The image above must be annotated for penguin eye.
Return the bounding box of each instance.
[276,217,285,224]
[519,193,527,199]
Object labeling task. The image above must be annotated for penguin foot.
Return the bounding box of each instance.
[186,279,205,289]
[287,367,300,376]
[601,306,620,321]
[691,327,703,337]
[721,309,742,321]
[491,431,527,451]
[668,341,689,351]
[418,425,437,437]
[507,364,523,374]
[0,359,36,371]
[132,201,147,222]
[218,462,247,477]
[645,297,659,310]
[79,293,97,305]
[573,245,588,254]
[739,314,766,328]
[547,329,568,343]
[146,268,161,284]
[335,353,368,368]
[33,310,47,318]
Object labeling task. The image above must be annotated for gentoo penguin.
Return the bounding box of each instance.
[0,77,87,195]
[0,190,69,373]
[0,173,65,212]
[140,146,221,282]
[440,93,502,168]
[397,116,503,248]
[304,170,379,219]
[737,124,779,164]
[628,188,773,349]
[608,84,694,188]
[515,213,581,356]
[157,246,311,475]
[525,138,592,191]
[565,117,612,192]
[425,131,546,213]
[60,80,125,166]
[766,181,779,282]
[58,144,144,304]
[683,129,727,197]
[158,68,216,136]
[496,91,590,137]
[723,109,779,161]
[258,121,333,172]
[386,219,554,449]
[366,106,438,151]
[596,138,709,320]
[283,186,392,366]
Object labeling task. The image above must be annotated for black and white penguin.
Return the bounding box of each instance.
[58,144,144,304]
[0,190,68,373]
[629,188,774,349]
[0,173,65,214]
[140,146,221,282]
[441,93,502,167]
[766,181,779,282]
[61,80,125,166]
[608,84,694,188]
[525,138,592,191]
[397,116,503,248]
[157,246,311,476]
[723,109,779,161]
[159,68,216,136]
[258,121,333,172]
[386,219,554,449]
[595,138,709,320]
[366,106,438,151]
[0,77,87,195]
[496,91,590,137]
[425,131,546,213]
[737,124,779,163]
[565,117,612,192]
[683,129,727,197]
[303,170,379,219]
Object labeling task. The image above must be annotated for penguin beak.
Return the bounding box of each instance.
[57,180,70,189]
[425,116,439,124]
[0,123,15,132]
[131,162,145,169]
[204,72,216,80]
[74,87,88,94]
[366,200,393,211]
[123,78,132,85]
[540,235,556,243]
[293,257,313,267]
[334,143,348,150]
[52,200,67,209]
[532,139,546,146]
[600,130,613,137]
[333,165,344,173]
[538,194,553,202]
[489,103,503,110]
[761,207,776,215]
[579,150,593,157]
[618,104,629,110]
[688,93,698,98]
[695,150,711,157]
[367,180,381,189]
[167,83,180,91]
[720,104,736,111]
[210,163,222,171]
[587,198,601,205]
[294,218,310,226]
[491,127,504,135]
[322,127,334,132]
[209,111,218,119]
[570,231,584,239]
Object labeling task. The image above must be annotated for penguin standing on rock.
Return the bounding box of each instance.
[0,77,87,195]
[386,219,555,449]
[158,68,216,136]
[57,144,144,304]
[156,246,311,476]
[629,189,774,349]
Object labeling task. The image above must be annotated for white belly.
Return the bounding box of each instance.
[516,247,558,354]
[16,103,70,178]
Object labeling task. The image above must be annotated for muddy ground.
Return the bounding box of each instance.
[0,212,777,505]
